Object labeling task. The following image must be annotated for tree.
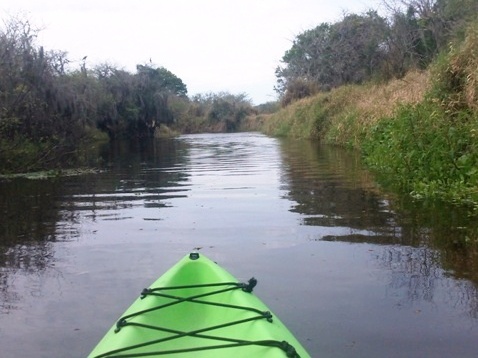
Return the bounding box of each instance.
[276,0,478,100]
[0,16,93,171]
[134,64,187,137]
[275,23,333,95]
[136,64,187,97]
[94,63,188,139]
[276,11,388,100]
[328,12,388,85]
[382,0,478,73]
[381,6,424,77]
[175,92,254,133]
[206,92,253,132]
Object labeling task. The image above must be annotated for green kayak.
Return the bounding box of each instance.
[88,252,311,357]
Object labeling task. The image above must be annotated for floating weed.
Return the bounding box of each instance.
[0,168,103,180]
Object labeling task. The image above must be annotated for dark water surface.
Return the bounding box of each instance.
[1,132,477,357]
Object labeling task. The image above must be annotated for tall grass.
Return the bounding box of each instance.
[262,70,428,145]
[261,96,327,138]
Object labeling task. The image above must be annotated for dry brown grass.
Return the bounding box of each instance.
[317,70,430,147]
[260,68,431,145]
[352,70,430,123]
[443,23,478,111]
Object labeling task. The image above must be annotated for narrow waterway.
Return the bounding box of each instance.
[0,132,477,357]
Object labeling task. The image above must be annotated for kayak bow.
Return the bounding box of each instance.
[88,252,311,357]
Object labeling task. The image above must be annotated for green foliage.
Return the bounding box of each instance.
[0,135,86,173]
[276,0,478,103]
[428,22,478,114]
[0,16,191,173]
[0,16,91,171]
[276,11,389,97]
[254,101,280,114]
[262,95,331,138]
[280,78,319,107]
[136,65,187,97]
[95,63,187,139]
[174,92,255,133]
[325,110,362,149]
[362,102,478,204]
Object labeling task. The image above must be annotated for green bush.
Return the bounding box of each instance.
[363,102,478,205]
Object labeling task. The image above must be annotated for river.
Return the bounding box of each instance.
[0,132,477,357]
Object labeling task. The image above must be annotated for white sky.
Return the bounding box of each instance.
[2,0,382,105]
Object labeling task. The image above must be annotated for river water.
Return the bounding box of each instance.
[0,132,477,357]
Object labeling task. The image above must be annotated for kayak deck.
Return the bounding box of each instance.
[88,253,310,357]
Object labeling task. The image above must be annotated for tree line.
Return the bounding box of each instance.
[276,0,478,105]
[4,0,476,173]
[0,16,256,173]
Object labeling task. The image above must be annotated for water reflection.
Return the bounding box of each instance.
[0,133,477,357]
[60,138,191,222]
[280,139,478,272]
[278,138,478,320]
[279,140,399,236]
[0,177,59,313]
[0,138,191,315]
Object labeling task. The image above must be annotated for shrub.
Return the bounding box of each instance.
[281,78,319,107]
[363,102,478,204]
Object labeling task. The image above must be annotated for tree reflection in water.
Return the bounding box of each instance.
[278,138,478,318]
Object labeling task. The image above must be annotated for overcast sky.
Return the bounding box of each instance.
[2,0,382,104]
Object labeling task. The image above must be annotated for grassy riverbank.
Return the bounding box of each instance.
[261,70,428,144]
[259,24,478,208]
